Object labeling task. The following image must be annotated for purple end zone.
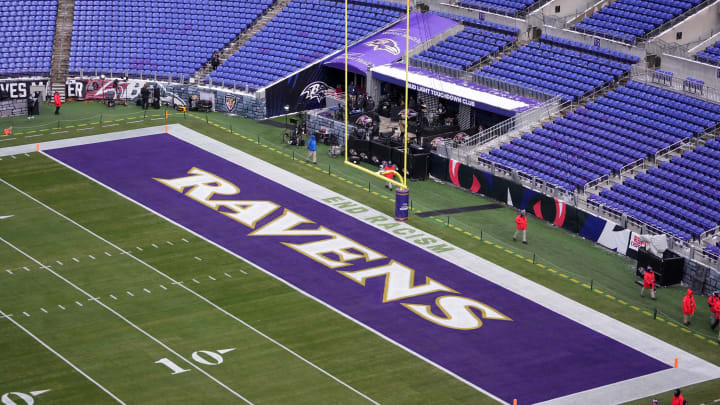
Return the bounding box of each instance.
[46,134,669,403]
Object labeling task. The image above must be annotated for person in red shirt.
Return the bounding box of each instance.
[641,266,656,300]
[671,389,684,405]
[709,292,719,330]
[682,289,696,326]
[53,91,62,115]
[513,210,527,244]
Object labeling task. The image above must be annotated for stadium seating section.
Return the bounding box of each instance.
[458,0,541,16]
[475,35,638,102]
[592,137,720,241]
[574,0,703,44]
[706,242,720,256]
[411,26,517,71]
[69,0,273,78]
[427,10,521,36]
[588,90,720,240]
[0,0,56,77]
[696,40,720,66]
[482,81,720,195]
[209,0,404,90]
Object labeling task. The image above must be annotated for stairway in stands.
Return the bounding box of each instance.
[49,0,75,102]
[192,0,292,84]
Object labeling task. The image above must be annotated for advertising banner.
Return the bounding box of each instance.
[0,79,49,100]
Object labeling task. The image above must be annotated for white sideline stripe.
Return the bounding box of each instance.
[0,235,253,404]
[5,166,380,405]
[0,308,126,404]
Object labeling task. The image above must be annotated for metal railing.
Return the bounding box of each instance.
[408,57,557,102]
[630,65,720,104]
[642,0,715,42]
[459,96,563,148]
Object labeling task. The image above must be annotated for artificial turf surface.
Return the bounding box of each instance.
[1,101,719,403]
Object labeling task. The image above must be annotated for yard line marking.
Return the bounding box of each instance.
[75,301,83,307]
[56,260,63,266]
[208,275,216,281]
[126,291,134,297]
[40,308,48,313]
[136,246,143,251]
[127,120,143,124]
[0,308,126,404]
[109,294,117,300]
[0,236,252,403]
[5,269,12,275]
[88,255,95,260]
[194,256,202,261]
[181,238,189,243]
[224,273,232,278]
[143,288,151,294]
[104,252,112,256]
[166,241,174,246]
[0,137,16,141]
[51,131,68,135]
[24,153,30,157]
[22,312,30,317]
[192,278,200,284]
[72,257,79,263]
[4,173,381,405]
[152,243,159,248]
[239,270,248,275]
[77,127,96,132]
[159,284,167,290]
[23,266,29,271]
[26,134,44,138]
[58,305,65,310]
[103,123,119,127]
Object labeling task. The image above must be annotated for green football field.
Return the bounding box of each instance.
[1,102,719,404]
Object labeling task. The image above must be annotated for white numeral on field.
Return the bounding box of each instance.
[2,389,51,405]
[155,348,235,375]
[154,358,191,375]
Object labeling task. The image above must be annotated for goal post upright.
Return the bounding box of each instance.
[343,0,412,220]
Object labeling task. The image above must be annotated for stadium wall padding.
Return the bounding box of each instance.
[65,77,266,119]
[430,154,632,254]
[264,62,330,117]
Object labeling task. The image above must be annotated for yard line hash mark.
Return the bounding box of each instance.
[2,174,379,405]
[0,308,126,404]
[0,235,253,404]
